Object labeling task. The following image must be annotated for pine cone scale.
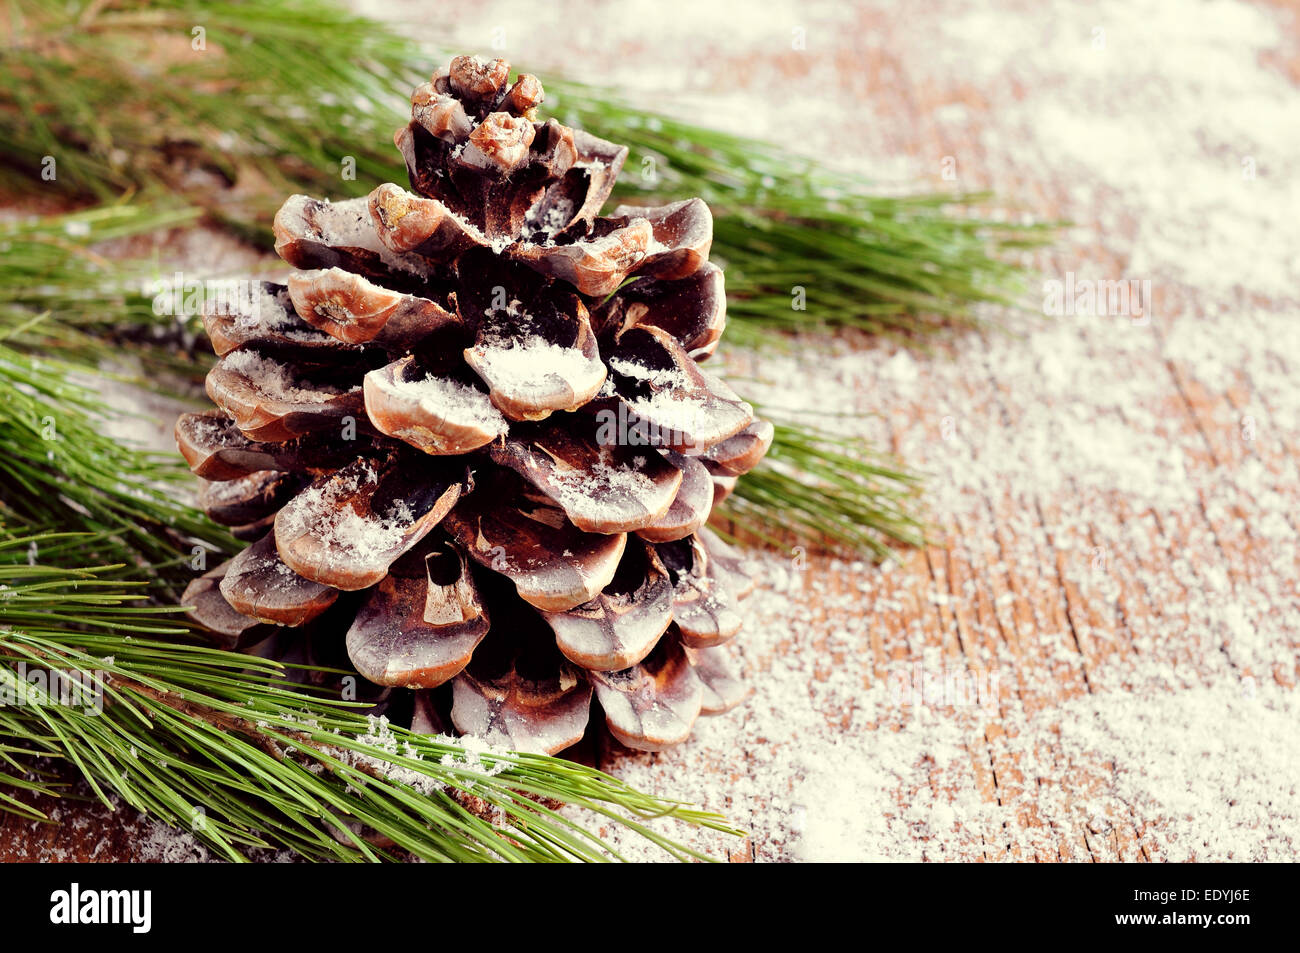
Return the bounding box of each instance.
[272,454,467,591]
[345,544,490,689]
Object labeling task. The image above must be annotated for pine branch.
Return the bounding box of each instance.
[0,340,233,571]
[547,87,1054,340]
[0,0,1053,342]
[0,204,209,380]
[0,544,739,861]
[718,419,925,558]
[0,1,415,208]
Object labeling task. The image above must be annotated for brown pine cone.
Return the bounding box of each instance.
[179,56,771,753]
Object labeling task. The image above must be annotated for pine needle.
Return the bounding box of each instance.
[547,85,1055,340]
[719,419,925,558]
[0,542,739,861]
[0,204,208,379]
[0,0,1053,341]
[0,339,233,570]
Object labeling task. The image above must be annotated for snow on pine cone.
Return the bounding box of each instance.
[177,56,773,754]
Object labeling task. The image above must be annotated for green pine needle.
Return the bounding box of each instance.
[0,0,1053,341]
[0,204,209,379]
[719,419,925,559]
[0,341,234,572]
[547,86,1054,339]
[0,543,740,861]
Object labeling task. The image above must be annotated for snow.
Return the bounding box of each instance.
[384,372,508,436]
[544,458,660,518]
[276,463,417,570]
[473,300,582,381]
[470,333,600,392]
[231,284,295,331]
[340,713,513,797]
[286,194,427,279]
[220,349,355,403]
[525,196,576,239]
[187,414,240,447]
[607,354,682,389]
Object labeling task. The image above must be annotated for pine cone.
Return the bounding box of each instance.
[178,56,772,753]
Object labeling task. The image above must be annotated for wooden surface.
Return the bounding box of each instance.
[4,0,1299,862]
